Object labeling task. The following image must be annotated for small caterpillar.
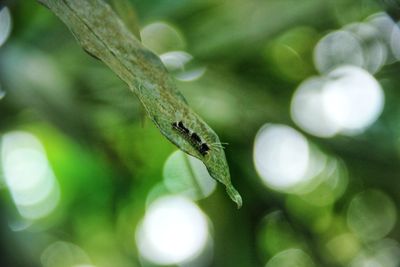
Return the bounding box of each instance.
[172,121,211,156]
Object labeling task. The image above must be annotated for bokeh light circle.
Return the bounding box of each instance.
[366,12,400,64]
[299,157,348,207]
[160,51,206,81]
[253,124,311,191]
[160,51,192,71]
[265,248,315,267]
[41,241,92,267]
[141,22,185,55]
[291,77,340,138]
[314,30,364,74]
[163,150,216,200]
[291,66,384,137]
[347,190,397,242]
[0,6,12,47]
[326,233,360,264]
[344,22,387,74]
[322,65,384,134]
[136,196,209,265]
[0,83,5,100]
[390,21,400,61]
[1,131,60,220]
[351,239,400,267]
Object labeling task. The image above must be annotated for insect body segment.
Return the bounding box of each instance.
[172,121,211,156]
[190,133,202,143]
[172,121,190,135]
[178,121,190,134]
[199,143,211,155]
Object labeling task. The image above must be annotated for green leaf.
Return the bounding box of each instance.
[109,0,141,41]
[36,0,242,208]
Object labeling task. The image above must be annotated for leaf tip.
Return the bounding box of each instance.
[226,185,242,209]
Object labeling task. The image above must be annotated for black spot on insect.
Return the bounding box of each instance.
[199,143,210,156]
[172,121,190,135]
[190,132,202,144]
[178,121,190,134]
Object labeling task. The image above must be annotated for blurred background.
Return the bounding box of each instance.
[1,0,400,266]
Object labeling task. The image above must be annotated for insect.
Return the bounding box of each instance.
[172,121,211,156]
[172,121,190,135]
